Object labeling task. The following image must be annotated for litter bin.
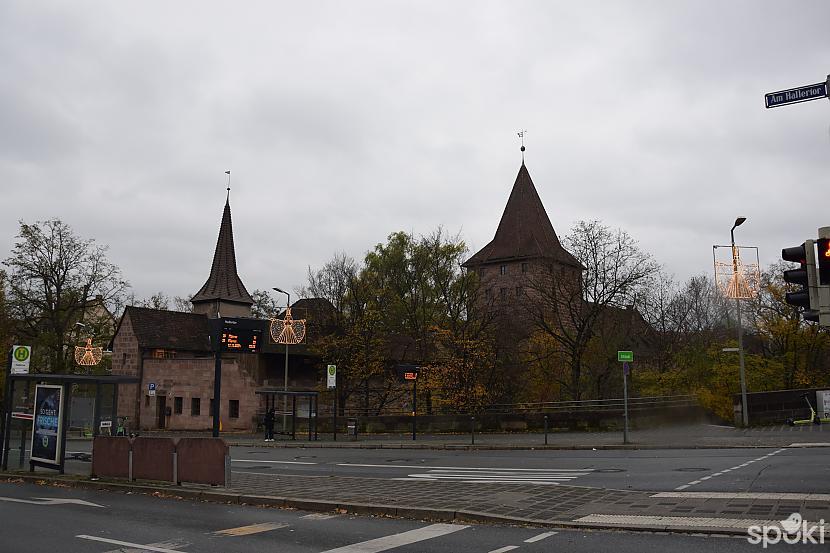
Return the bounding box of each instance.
[346,418,358,440]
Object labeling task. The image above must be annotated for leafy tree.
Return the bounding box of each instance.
[2,219,128,373]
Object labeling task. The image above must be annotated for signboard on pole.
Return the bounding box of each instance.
[327,365,337,389]
[30,384,65,466]
[395,364,420,382]
[148,382,156,397]
[765,80,828,108]
[11,345,31,375]
[617,351,633,363]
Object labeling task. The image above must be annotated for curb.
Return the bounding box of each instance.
[1,472,751,537]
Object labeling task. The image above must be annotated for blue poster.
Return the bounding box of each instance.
[30,384,64,465]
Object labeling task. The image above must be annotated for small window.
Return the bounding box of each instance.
[500,265,507,275]
[485,288,492,299]
[145,395,150,407]
[152,349,176,359]
[478,267,485,277]
[500,287,508,299]
[174,396,183,414]
[191,397,201,416]
[521,262,528,273]
[516,286,523,296]
[210,398,215,417]
[229,400,240,419]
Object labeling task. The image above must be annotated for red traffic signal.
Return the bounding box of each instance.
[818,237,830,286]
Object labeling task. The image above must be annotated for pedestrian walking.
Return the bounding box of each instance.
[264,407,275,441]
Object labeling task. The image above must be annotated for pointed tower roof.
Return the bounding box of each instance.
[463,164,580,268]
[191,197,254,306]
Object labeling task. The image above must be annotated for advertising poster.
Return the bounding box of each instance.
[30,384,65,465]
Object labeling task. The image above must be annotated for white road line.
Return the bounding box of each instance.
[318,523,468,553]
[652,491,830,501]
[524,531,558,543]
[213,522,288,536]
[574,514,822,529]
[337,463,591,472]
[232,459,317,465]
[102,540,189,553]
[76,535,184,553]
[301,513,339,520]
[673,450,784,491]
[488,546,519,553]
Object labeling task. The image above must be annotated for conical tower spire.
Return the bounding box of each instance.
[191,194,254,317]
[463,164,579,267]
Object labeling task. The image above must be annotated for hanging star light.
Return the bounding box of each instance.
[75,337,104,366]
[270,307,307,345]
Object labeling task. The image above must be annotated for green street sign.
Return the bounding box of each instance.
[617,351,633,363]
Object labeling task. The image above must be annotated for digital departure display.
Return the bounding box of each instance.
[220,328,262,353]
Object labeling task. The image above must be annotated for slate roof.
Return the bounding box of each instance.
[122,306,212,351]
[191,198,254,305]
[464,164,580,268]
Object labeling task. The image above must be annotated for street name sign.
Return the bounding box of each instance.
[617,351,633,363]
[11,345,31,375]
[327,365,337,389]
[765,80,828,108]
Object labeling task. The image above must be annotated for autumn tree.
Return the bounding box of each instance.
[2,219,128,372]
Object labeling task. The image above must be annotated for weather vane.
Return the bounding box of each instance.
[517,130,527,162]
[225,170,231,200]
[270,307,307,345]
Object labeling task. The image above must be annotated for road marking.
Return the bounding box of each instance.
[213,522,288,536]
[652,491,830,501]
[76,536,184,553]
[301,513,339,520]
[575,514,820,529]
[0,496,104,508]
[102,540,189,553]
[488,546,519,553]
[232,459,317,465]
[788,442,830,447]
[524,531,558,543]
[673,449,785,491]
[318,523,468,553]
[337,463,590,472]
[394,468,589,485]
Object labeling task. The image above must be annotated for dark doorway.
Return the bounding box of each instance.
[156,396,166,429]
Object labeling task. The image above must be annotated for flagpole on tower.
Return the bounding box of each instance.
[225,170,231,201]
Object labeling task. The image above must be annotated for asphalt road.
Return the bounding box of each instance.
[0,481,818,553]
[227,446,830,494]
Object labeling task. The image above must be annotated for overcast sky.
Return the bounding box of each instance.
[2,1,829,304]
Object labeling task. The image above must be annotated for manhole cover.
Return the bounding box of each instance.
[675,467,709,472]
[593,468,625,473]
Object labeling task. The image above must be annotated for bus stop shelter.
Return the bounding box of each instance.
[0,373,139,473]
[256,389,318,441]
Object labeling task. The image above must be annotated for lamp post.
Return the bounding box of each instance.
[731,216,749,427]
[273,287,290,433]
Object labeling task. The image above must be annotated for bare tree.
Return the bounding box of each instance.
[525,220,659,400]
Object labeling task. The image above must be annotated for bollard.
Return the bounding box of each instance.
[470,416,475,445]
[544,414,548,445]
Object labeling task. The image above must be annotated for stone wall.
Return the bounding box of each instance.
[110,312,141,423]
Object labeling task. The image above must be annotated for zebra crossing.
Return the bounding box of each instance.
[393,466,592,485]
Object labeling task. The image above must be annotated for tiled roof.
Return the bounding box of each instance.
[191,199,254,305]
[464,164,580,268]
[124,306,212,351]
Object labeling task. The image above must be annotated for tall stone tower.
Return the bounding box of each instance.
[191,195,254,318]
[463,162,581,335]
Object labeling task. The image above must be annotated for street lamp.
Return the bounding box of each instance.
[731,216,749,427]
[273,287,290,433]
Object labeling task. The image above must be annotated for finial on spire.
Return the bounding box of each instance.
[517,130,527,164]
[225,170,231,202]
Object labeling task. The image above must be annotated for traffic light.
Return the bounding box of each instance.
[818,237,830,286]
[782,241,819,322]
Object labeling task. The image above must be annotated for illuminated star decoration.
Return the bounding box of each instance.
[270,307,307,345]
[75,337,104,366]
[714,246,760,299]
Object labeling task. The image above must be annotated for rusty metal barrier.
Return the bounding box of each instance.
[131,437,176,483]
[91,436,130,479]
[176,438,229,486]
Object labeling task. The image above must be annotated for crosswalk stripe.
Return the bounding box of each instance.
[213,522,288,536]
[524,531,558,543]
[488,546,519,553]
[318,523,468,553]
[77,536,183,553]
